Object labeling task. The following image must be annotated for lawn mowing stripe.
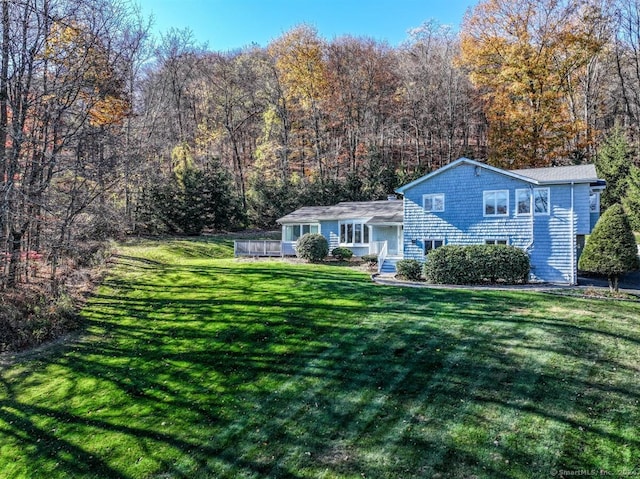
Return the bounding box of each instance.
[284,324,444,475]
[3,241,640,479]
[226,319,405,478]
[202,334,379,476]
[380,314,536,477]
[555,317,640,474]
[443,321,586,478]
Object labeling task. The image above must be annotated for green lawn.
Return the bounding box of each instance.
[1,238,639,479]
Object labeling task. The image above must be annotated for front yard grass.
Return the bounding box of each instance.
[1,237,639,478]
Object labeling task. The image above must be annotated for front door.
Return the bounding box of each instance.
[374,225,400,256]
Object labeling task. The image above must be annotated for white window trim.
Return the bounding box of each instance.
[516,188,531,216]
[424,238,445,255]
[423,193,445,212]
[484,238,509,245]
[339,220,370,246]
[533,187,550,216]
[283,223,320,242]
[589,190,600,213]
[483,190,509,217]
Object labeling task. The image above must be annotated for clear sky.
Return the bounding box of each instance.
[134,0,478,51]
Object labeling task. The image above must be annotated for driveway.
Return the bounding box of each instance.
[578,270,640,294]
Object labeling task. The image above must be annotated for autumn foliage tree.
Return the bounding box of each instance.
[267,25,328,179]
[459,0,608,167]
[0,0,147,290]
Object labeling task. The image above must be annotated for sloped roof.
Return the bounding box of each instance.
[276,200,403,224]
[395,158,534,193]
[366,212,404,224]
[511,164,599,183]
[395,157,604,193]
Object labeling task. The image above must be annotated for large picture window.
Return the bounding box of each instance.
[484,190,509,216]
[340,221,370,245]
[516,188,550,215]
[423,193,445,212]
[284,224,319,242]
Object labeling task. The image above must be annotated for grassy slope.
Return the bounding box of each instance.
[1,237,639,479]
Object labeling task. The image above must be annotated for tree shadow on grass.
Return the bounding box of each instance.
[1,250,639,478]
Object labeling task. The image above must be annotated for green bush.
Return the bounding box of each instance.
[424,244,529,284]
[361,254,378,263]
[296,233,329,262]
[331,247,353,261]
[396,259,423,281]
[579,203,640,291]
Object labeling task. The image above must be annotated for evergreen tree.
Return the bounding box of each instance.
[595,128,633,210]
[578,204,639,292]
[140,158,245,235]
[622,165,640,232]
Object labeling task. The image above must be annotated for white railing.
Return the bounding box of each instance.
[234,240,282,257]
[369,241,386,255]
[377,241,388,274]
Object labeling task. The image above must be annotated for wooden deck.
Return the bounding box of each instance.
[234,240,283,257]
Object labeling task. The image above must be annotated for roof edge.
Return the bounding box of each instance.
[395,158,539,194]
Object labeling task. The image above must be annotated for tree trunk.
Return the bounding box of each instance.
[6,230,21,288]
[608,274,620,293]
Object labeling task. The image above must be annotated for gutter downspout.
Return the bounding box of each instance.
[522,185,535,282]
[570,182,576,285]
[524,184,535,253]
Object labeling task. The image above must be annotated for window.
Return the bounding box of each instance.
[533,188,549,215]
[340,221,370,245]
[424,239,444,255]
[484,190,509,216]
[516,189,531,215]
[284,223,319,242]
[485,239,508,245]
[589,191,600,213]
[423,193,445,212]
[516,188,549,215]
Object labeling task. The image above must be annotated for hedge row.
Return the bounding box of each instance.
[423,244,530,284]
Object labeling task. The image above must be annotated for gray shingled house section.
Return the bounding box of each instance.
[277,200,403,223]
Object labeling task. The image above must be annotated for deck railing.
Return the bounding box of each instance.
[369,241,386,255]
[234,240,282,257]
[377,241,388,274]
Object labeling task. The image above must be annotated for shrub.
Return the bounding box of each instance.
[331,247,353,261]
[69,240,115,268]
[361,254,378,263]
[579,203,639,291]
[296,233,328,262]
[424,244,529,284]
[0,289,79,353]
[396,259,423,281]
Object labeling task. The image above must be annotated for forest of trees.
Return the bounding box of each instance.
[2,0,640,291]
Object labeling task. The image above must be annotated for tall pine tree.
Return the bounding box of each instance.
[622,165,640,232]
[595,128,633,210]
[578,204,639,292]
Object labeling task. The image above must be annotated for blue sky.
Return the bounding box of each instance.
[134,0,478,51]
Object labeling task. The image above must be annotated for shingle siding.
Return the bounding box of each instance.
[401,162,593,284]
[320,220,370,257]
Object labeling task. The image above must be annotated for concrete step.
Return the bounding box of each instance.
[380,257,399,273]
